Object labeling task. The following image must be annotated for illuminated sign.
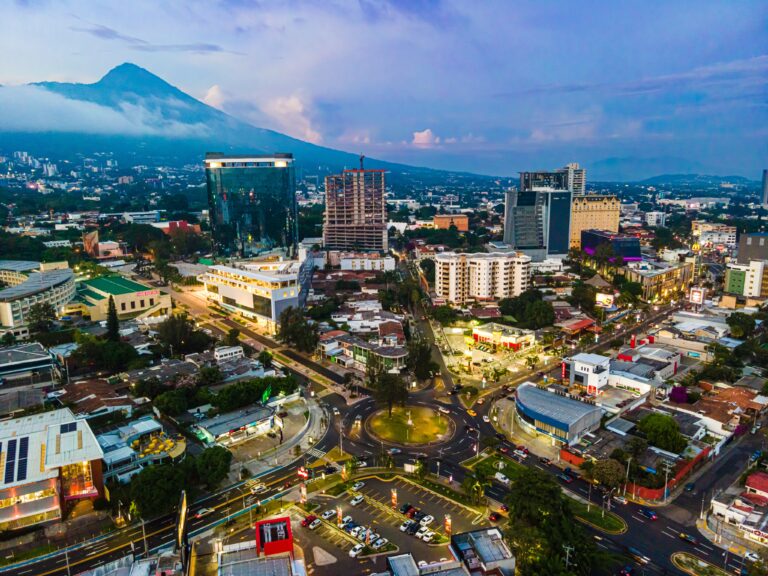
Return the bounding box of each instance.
[175,490,188,551]
[391,488,397,508]
[298,467,309,480]
[689,287,705,305]
[136,290,160,297]
[595,293,615,308]
[444,514,452,535]
[300,483,307,505]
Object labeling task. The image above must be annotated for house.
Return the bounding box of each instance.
[56,379,135,419]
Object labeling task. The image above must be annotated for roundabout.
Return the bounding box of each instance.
[366,405,454,445]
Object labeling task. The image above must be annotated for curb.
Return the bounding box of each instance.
[671,552,729,576]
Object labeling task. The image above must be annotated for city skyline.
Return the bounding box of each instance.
[0,0,765,179]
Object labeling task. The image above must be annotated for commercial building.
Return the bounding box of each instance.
[339,254,396,272]
[193,405,276,446]
[0,408,103,532]
[0,342,59,392]
[514,382,602,446]
[433,214,469,232]
[0,261,76,340]
[199,262,302,333]
[691,221,737,246]
[434,252,531,305]
[205,153,298,258]
[569,194,620,250]
[738,233,768,264]
[620,261,695,302]
[567,353,610,396]
[449,528,516,575]
[581,229,642,262]
[69,275,172,321]
[520,162,586,194]
[323,168,387,252]
[503,187,572,260]
[318,330,407,373]
[725,261,768,298]
[472,323,535,351]
[645,211,667,227]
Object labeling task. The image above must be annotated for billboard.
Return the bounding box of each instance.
[689,287,705,305]
[175,490,188,551]
[83,230,99,256]
[595,293,615,309]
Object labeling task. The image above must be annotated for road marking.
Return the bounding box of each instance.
[694,547,710,556]
[632,515,646,523]
[699,543,714,551]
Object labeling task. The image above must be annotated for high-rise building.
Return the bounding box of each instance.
[569,195,620,249]
[519,163,585,194]
[205,153,298,257]
[563,162,586,195]
[738,232,768,264]
[323,168,387,252]
[762,169,768,206]
[581,229,642,262]
[434,252,531,305]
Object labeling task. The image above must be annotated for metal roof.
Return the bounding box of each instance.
[0,268,73,302]
[0,261,40,273]
[516,383,601,426]
[82,275,152,296]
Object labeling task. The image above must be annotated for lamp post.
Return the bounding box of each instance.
[624,457,632,496]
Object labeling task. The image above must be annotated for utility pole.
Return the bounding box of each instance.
[141,517,149,558]
[563,544,574,570]
[624,456,632,496]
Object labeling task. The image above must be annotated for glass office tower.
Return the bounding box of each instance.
[205,153,298,257]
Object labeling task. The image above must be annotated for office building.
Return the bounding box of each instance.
[503,187,572,260]
[0,261,76,340]
[738,233,768,264]
[199,261,302,333]
[0,342,58,392]
[725,261,768,298]
[518,163,585,194]
[433,214,469,232]
[323,168,387,252]
[620,261,695,302]
[569,195,620,250]
[562,162,586,194]
[763,169,768,206]
[566,353,610,396]
[645,211,667,227]
[204,153,298,257]
[434,252,531,305]
[514,382,602,446]
[581,229,642,262]
[0,408,103,532]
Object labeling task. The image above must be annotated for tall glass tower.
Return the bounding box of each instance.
[205,153,298,257]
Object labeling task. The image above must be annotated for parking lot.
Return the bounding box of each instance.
[292,475,489,570]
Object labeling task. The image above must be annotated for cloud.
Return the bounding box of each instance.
[203,85,226,109]
[261,95,323,144]
[412,128,440,147]
[0,85,210,138]
[71,22,230,54]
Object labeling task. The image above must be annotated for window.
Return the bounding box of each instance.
[130,302,136,309]
[150,298,155,306]
[140,300,145,308]
[121,303,126,311]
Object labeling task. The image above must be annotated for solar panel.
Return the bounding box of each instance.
[4,439,16,484]
[16,437,28,482]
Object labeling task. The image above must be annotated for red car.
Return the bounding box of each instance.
[489,512,501,522]
[498,446,509,454]
[301,515,317,527]
[516,445,529,454]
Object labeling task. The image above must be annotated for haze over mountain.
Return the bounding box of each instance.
[0,63,463,178]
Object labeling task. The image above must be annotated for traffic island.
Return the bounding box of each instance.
[367,406,453,445]
[672,552,730,576]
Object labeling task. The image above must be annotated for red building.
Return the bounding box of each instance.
[255,517,294,557]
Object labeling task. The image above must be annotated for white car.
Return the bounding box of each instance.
[400,520,414,532]
[321,509,336,520]
[418,561,428,568]
[357,460,368,468]
[350,495,364,506]
[352,481,365,491]
[333,407,340,416]
[194,507,214,519]
[438,406,450,414]
[513,449,528,460]
[415,526,430,539]
[422,531,436,543]
[372,537,388,550]
[420,515,434,527]
[745,551,760,563]
[349,543,365,558]
[308,518,321,530]
[613,495,628,505]
[349,526,363,538]
[356,527,369,541]
[482,415,490,423]
[342,515,353,525]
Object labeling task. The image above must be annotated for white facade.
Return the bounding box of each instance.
[569,353,610,395]
[645,212,667,227]
[340,256,396,272]
[728,261,765,297]
[701,230,737,246]
[435,252,531,305]
[214,346,245,362]
[199,263,301,333]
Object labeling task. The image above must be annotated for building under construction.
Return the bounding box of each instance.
[323,163,388,252]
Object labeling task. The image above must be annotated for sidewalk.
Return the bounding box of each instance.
[697,516,751,557]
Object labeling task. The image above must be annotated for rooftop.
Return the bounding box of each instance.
[572,352,610,366]
[82,275,152,296]
[0,342,52,367]
[516,383,602,426]
[196,405,274,438]
[0,268,74,302]
[747,471,768,495]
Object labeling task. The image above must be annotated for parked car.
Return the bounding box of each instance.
[421,531,436,543]
[406,507,419,518]
[638,508,658,520]
[513,449,528,460]
[356,527,369,541]
[745,551,760,563]
[489,512,501,522]
[406,522,420,535]
[342,515,353,526]
[415,526,430,539]
[350,495,364,506]
[400,503,413,514]
[413,510,427,521]
[372,537,388,550]
[321,509,336,520]
[352,481,365,491]
[308,518,321,530]
[301,515,318,527]
[498,446,509,454]
[349,543,365,558]
[420,515,434,526]
[349,526,363,538]
[400,520,414,532]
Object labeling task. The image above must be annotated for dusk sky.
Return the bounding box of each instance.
[1,0,766,179]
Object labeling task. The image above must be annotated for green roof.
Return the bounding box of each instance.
[80,288,106,301]
[83,275,152,296]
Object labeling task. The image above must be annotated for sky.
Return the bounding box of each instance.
[0,0,766,179]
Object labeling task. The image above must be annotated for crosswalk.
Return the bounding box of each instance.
[307,448,326,459]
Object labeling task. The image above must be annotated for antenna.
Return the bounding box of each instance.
[359,154,365,171]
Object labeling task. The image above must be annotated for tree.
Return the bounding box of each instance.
[591,459,625,489]
[525,355,538,371]
[432,305,458,325]
[371,372,408,417]
[198,366,223,387]
[156,313,213,355]
[106,296,120,342]
[196,446,233,488]
[278,307,319,353]
[223,328,240,346]
[1,332,16,346]
[413,459,426,480]
[407,339,438,380]
[258,350,273,367]
[130,463,190,518]
[625,437,648,460]
[727,312,756,339]
[27,302,56,333]
[638,412,687,453]
[461,473,489,505]
[669,385,689,403]
[525,300,555,329]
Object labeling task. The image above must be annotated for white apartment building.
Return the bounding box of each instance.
[645,211,667,227]
[339,255,396,272]
[214,346,245,362]
[434,252,531,305]
[700,230,738,247]
[199,262,301,333]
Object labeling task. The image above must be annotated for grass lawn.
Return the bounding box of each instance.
[308,446,352,468]
[369,406,450,445]
[474,455,526,482]
[672,552,730,576]
[570,500,627,534]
